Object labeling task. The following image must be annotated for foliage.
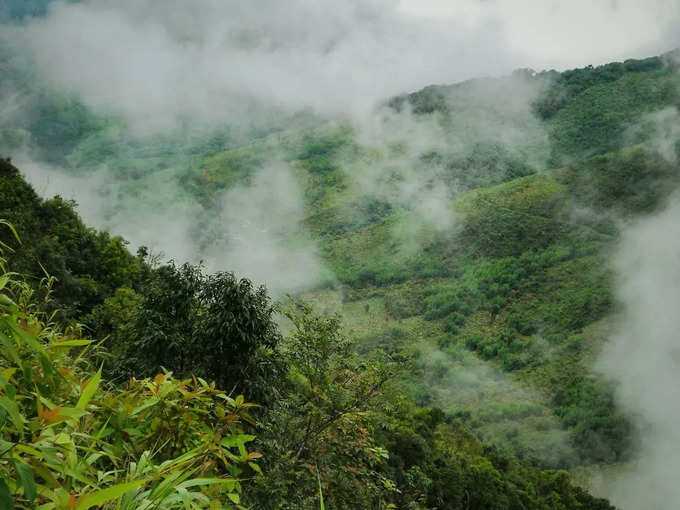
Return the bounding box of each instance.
[561,146,680,215]
[4,45,679,508]
[247,301,397,509]
[0,159,142,318]
[546,67,679,162]
[376,403,615,510]
[531,54,672,120]
[0,0,59,21]
[92,261,282,403]
[0,263,259,508]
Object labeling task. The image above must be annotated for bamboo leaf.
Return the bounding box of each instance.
[13,460,37,502]
[6,319,42,353]
[317,467,325,510]
[0,293,17,310]
[248,462,262,475]
[76,366,102,410]
[176,478,237,491]
[0,332,21,367]
[1,367,16,381]
[0,220,21,245]
[75,478,149,509]
[131,399,158,416]
[29,460,59,489]
[15,444,41,457]
[0,396,24,431]
[0,478,13,510]
[48,339,93,349]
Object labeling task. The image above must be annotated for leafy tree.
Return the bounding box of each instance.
[0,158,142,318]
[247,302,397,509]
[99,262,282,402]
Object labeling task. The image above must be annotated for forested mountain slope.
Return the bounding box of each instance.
[0,156,617,508]
[1,28,679,506]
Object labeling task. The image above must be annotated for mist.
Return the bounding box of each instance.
[202,162,329,294]
[9,0,680,129]
[12,0,519,129]
[595,196,680,509]
[420,339,576,467]
[2,0,678,291]
[343,72,549,234]
[627,107,680,164]
[15,154,326,295]
[2,0,680,486]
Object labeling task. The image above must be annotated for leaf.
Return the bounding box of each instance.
[56,407,89,419]
[65,468,97,487]
[221,435,255,458]
[248,462,262,475]
[40,405,62,424]
[0,293,17,310]
[6,318,42,352]
[0,478,14,510]
[13,460,37,502]
[76,366,102,410]
[0,276,12,293]
[75,478,149,509]
[0,220,21,245]
[15,444,41,457]
[29,459,60,489]
[220,435,255,448]
[177,487,192,510]
[0,332,21,367]
[317,467,325,510]
[176,478,237,491]
[1,367,16,383]
[0,478,13,510]
[39,407,88,427]
[48,339,93,349]
[0,396,24,431]
[131,399,158,416]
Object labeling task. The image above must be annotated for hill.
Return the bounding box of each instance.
[0,154,617,508]
[1,42,679,507]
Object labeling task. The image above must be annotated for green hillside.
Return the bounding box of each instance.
[0,156,616,508]
[1,41,679,507]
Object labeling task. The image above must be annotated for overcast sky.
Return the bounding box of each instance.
[401,0,680,70]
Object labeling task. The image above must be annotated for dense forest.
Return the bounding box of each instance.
[1,2,680,507]
[0,156,616,508]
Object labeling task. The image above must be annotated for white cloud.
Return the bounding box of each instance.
[12,0,517,127]
[597,197,680,509]
[203,162,329,295]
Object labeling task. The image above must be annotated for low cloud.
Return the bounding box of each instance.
[203,162,329,295]
[12,0,519,130]
[17,154,326,295]
[12,0,680,131]
[627,106,680,164]
[596,197,680,509]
